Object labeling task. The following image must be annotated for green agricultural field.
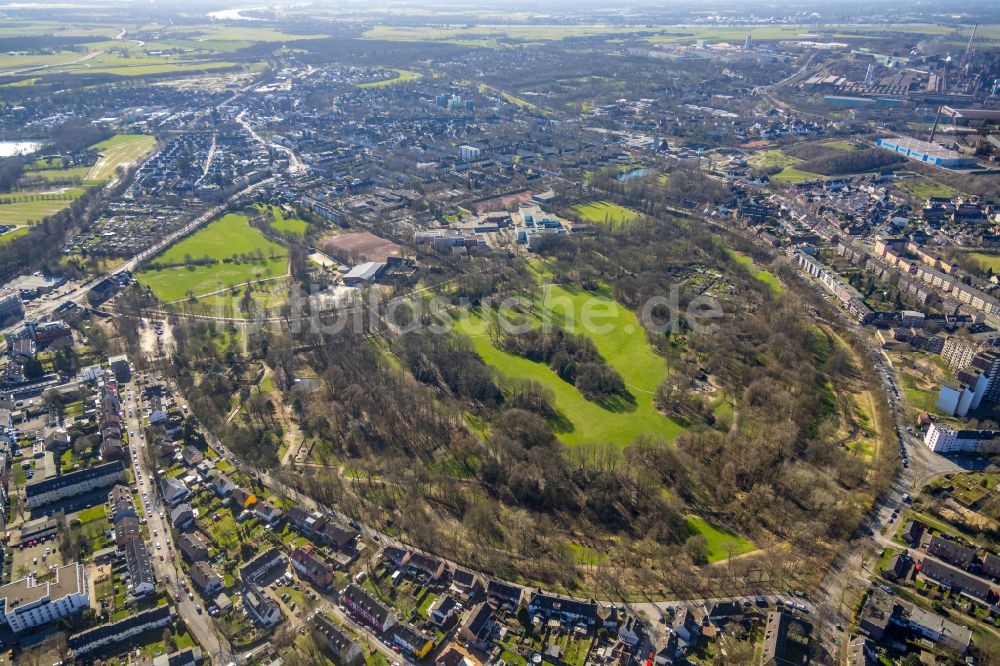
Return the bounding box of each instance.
[137,213,288,302]
[358,68,422,88]
[362,24,666,44]
[686,516,756,563]
[87,134,157,181]
[456,284,683,448]
[569,200,641,227]
[728,251,783,293]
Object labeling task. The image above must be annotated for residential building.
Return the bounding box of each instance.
[391,622,434,658]
[760,610,793,666]
[232,487,256,509]
[170,503,194,528]
[847,636,877,666]
[140,647,204,666]
[527,592,599,626]
[211,472,237,497]
[982,553,1000,579]
[927,535,976,568]
[405,552,446,582]
[428,594,460,626]
[179,533,209,562]
[341,583,396,633]
[190,561,222,596]
[240,547,286,585]
[124,539,156,596]
[160,476,190,506]
[25,460,125,508]
[108,484,137,523]
[243,584,283,628]
[139,647,204,666]
[108,354,131,383]
[0,562,90,632]
[0,288,23,324]
[313,614,364,666]
[69,605,172,657]
[859,589,972,652]
[486,580,524,608]
[459,602,496,649]
[291,545,334,588]
[919,558,995,600]
[924,421,1000,454]
[319,521,358,550]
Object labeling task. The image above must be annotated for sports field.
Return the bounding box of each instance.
[87,134,157,181]
[0,189,83,224]
[457,284,683,448]
[137,213,288,302]
[569,200,641,227]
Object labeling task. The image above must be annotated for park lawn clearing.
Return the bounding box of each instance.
[358,68,422,88]
[823,140,859,151]
[965,252,1000,274]
[898,177,959,200]
[686,516,756,563]
[0,227,28,245]
[456,285,684,448]
[257,203,309,239]
[569,200,641,227]
[137,212,288,302]
[727,250,783,294]
[87,134,157,181]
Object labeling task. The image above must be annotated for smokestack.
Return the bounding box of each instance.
[929,105,942,143]
[965,22,978,58]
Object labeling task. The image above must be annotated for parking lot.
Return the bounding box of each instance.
[10,534,62,580]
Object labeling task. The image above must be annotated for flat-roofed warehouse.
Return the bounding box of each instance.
[875,136,980,170]
[343,261,386,286]
[941,106,1000,126]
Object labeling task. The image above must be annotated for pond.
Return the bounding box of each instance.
[0,139,44,157]
[616,167,656,182]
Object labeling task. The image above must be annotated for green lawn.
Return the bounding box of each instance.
[0,198,78,225]
[0,227,29,245]
[357,68,422,88]
[686,516,756,563]
[771,166,821,183]
[456,284,684,448]
[965,252,1000,273]
[727,250,783,293]
[823,140,859,151]
[137,213,288,301]
[569,200,641,227]
[86,134,157,181]
[899,177,959,200]
[257,203,309,238]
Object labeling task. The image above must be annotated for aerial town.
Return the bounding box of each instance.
[0,0,999,665]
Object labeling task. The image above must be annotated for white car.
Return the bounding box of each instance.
[156,542,161,550]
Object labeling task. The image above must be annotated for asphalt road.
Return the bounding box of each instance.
[123,376,235,665]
